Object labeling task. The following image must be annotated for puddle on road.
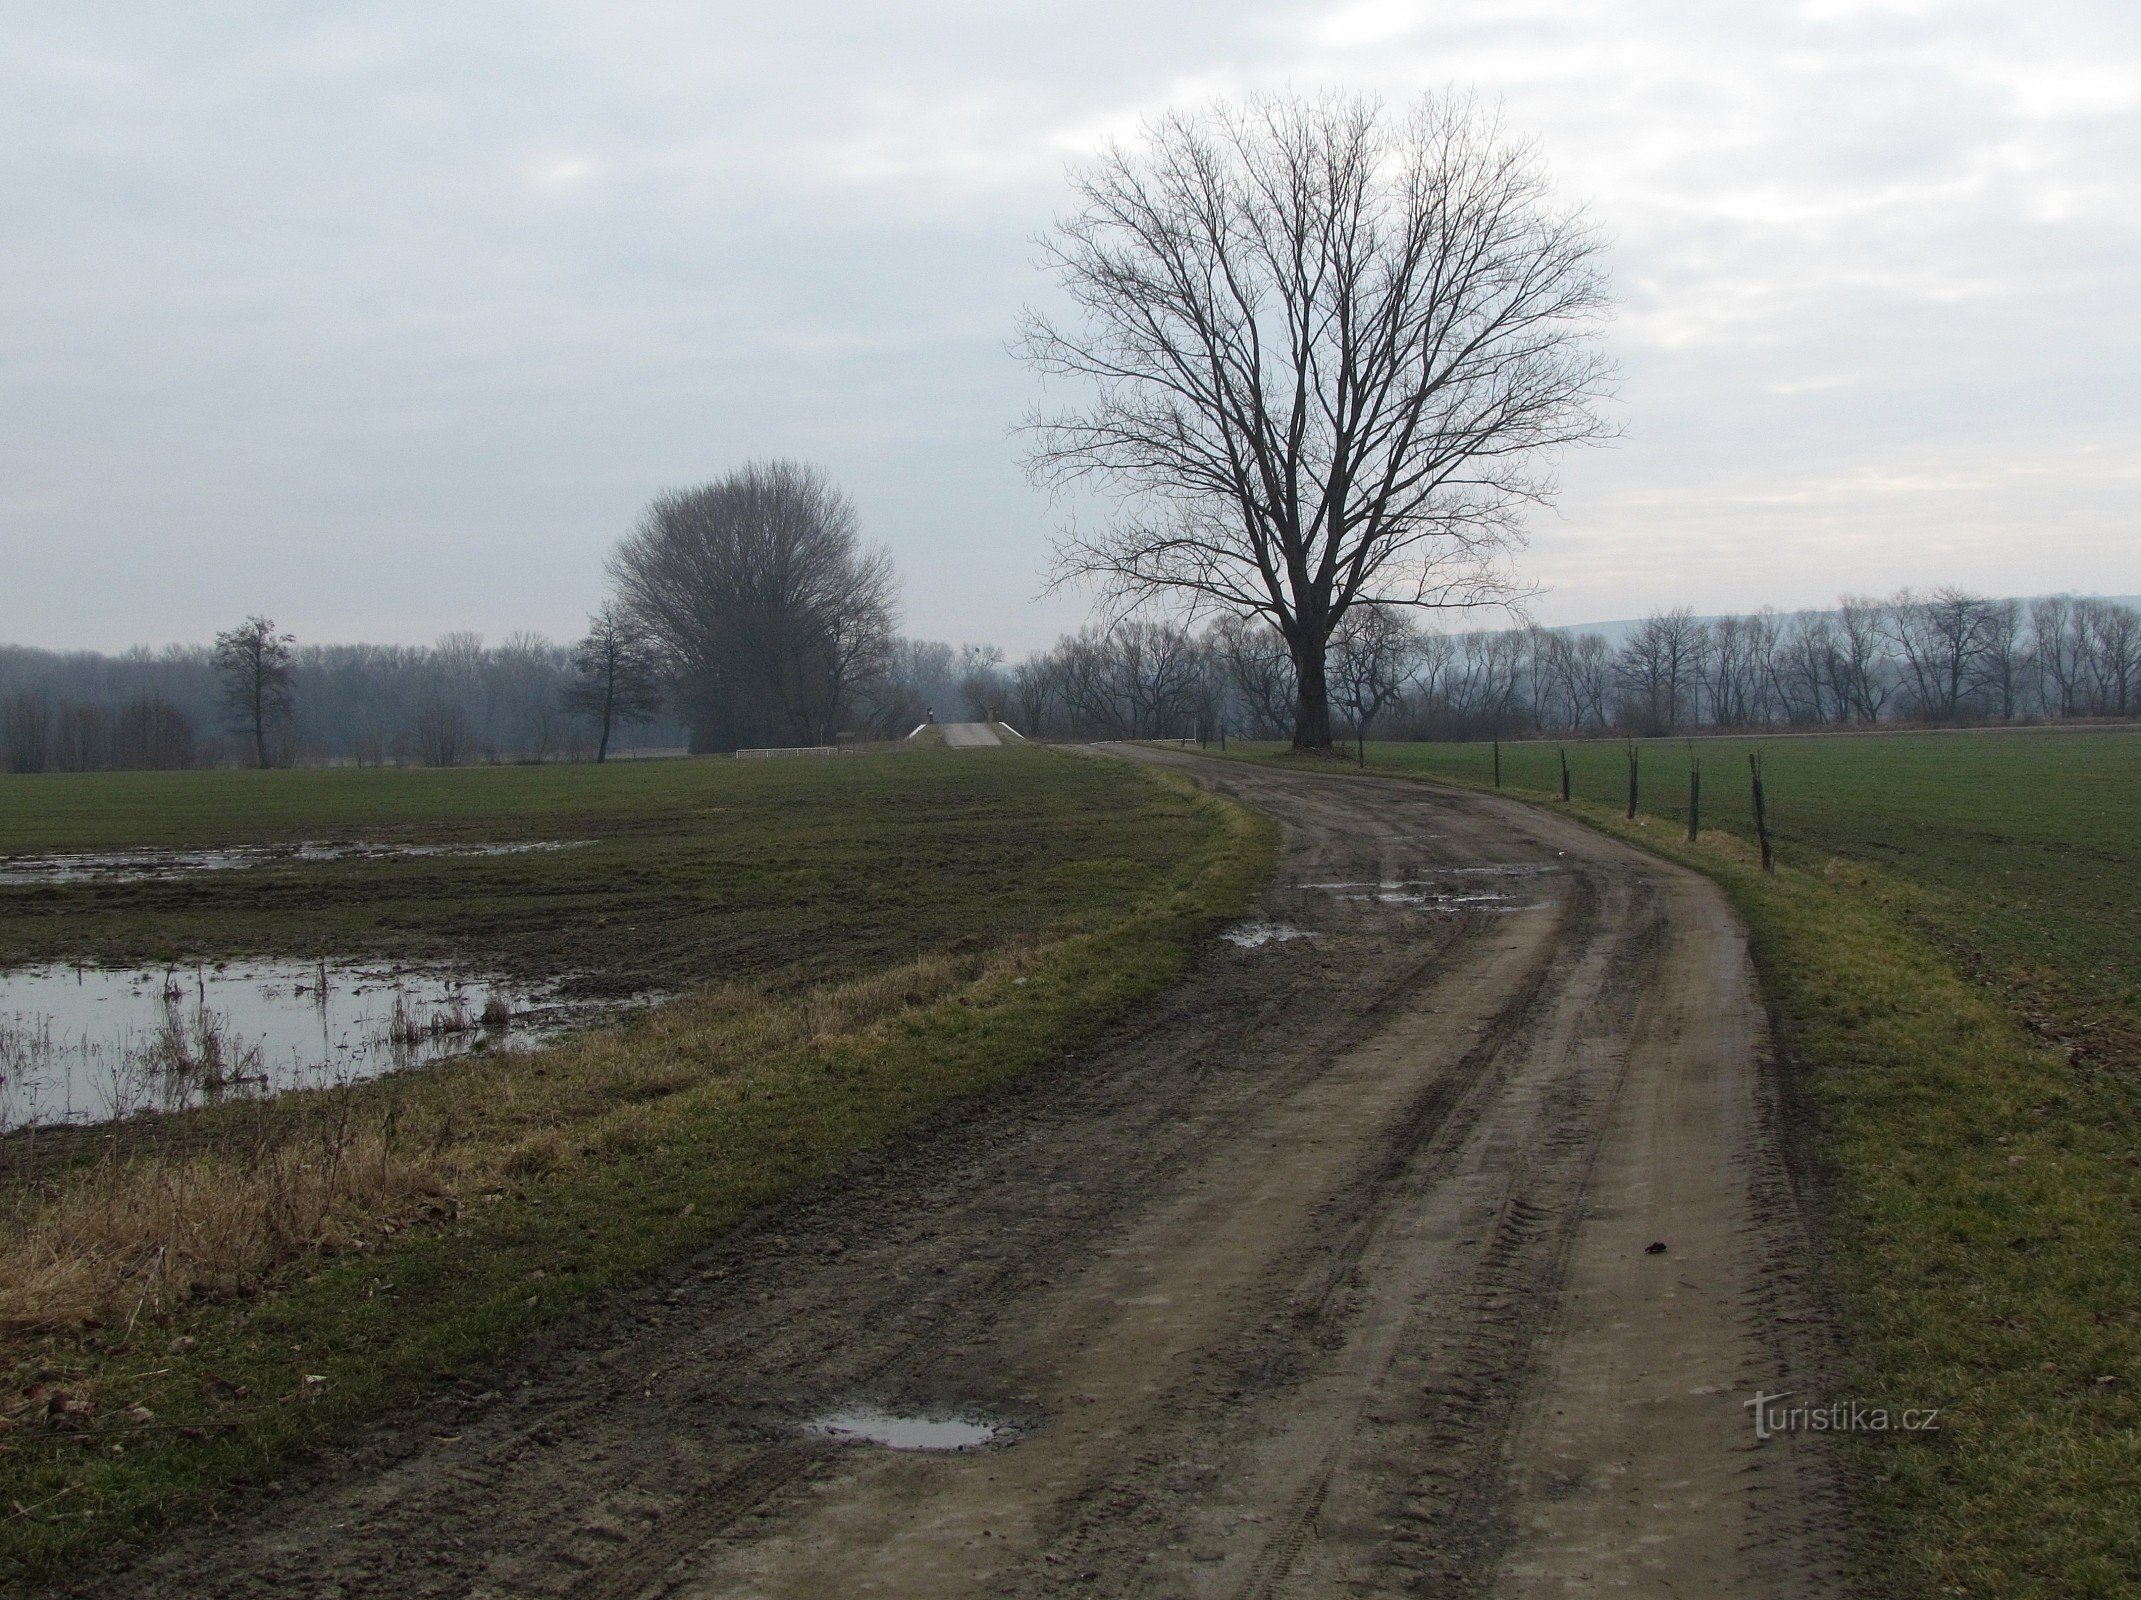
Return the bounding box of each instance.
[1221,922,1319,949]
[0,959,576,1130]
[1299,867,1556,913]
[1339,888,1521,908]
[808,1408,1002,1451]
[0,840,592,887]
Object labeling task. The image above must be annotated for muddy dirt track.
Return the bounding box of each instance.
[93,751,1848,1599]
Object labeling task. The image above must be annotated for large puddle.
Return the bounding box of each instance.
[808,1407,1002,1451]
[0,840,590,887]
[0,959,574,1130]
[1301,865,1556,912]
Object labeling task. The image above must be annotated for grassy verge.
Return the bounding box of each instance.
[1218,740,2141,1598]
[1307,729,2141,1080]
[0,757,1274,1584]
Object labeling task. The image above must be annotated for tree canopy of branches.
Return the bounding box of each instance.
[607,462,898,751]
[1330,603,1420,745]
[211,615,295,768]
[563,603,669,761]
[1019,91,1613,750]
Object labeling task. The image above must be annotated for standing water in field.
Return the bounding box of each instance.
[0,839,589,886]
[0,960,569,1130]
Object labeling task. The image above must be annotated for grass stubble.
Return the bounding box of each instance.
[1227,732,2141,1600]
[0,750,1274,1584]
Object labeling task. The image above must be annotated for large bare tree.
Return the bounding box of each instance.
[608,461,897,751]
[1018,92,1612,749]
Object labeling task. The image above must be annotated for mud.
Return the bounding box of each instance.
[86,752,1846,1598]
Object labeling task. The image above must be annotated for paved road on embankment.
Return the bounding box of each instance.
[939,722,1004,748]
[99,751,1846,1599]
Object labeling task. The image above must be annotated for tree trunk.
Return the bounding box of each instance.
[1290,638,1333,751]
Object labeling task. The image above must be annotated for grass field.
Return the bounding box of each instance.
[1305,729,2141,1072]
[0,747,1271,1582]
[1230,728,2141,1598]
[0,751,1210,997]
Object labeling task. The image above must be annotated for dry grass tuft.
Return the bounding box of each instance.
[0,944,1023,1350]
[1,1115,452,1336]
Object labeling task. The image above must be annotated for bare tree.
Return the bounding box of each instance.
[608,462,898,750]
[1831,596,1892,723]
[212,615,296,767]
[1972,598,2027,720]
[1330,603,1419,746]
[1564,631,1613,730]
[3,691,52,774]
[2031,596,2082,717]
[1112,621,1207,738]
[1034,622,1211,739]
[2076,598,2139,715]
[1208,614,1296,737]
[1886,587,1989,721]
[1772,611,1836,724]
[1410,629,1459,724]
[410,701,471,768]
[564,603,669,761]
[1700,609,1784,729]
[1018,92,1613,750]
[1614,608,1708,733]
[1444,627,1527,736]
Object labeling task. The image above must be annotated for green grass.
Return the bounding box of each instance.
[1278,729,2141,1068]
[1224,730,2141,1597]
[0,750,1212,997]
[0,750,1275,1583]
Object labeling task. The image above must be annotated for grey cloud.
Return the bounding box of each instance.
[1,0,2134,652]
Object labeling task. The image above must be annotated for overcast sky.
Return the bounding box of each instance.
[3,1,2136,654]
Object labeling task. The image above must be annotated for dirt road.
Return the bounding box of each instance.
[99,752,1846,1598]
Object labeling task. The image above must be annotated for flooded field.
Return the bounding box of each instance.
[0,839,588,886]
[0,958,572,1129]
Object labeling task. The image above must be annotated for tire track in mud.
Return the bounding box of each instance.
[86,752,1846,1600]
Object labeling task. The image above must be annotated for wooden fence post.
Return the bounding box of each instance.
[1750,751,1774,872]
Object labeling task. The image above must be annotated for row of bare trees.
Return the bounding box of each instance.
[0,632,685,772]
[941,588,2140,747]
[1573,590,2137,735]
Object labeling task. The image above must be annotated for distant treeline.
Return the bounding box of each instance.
[4,589,2134,773]
[0,636,687,773]
[979,589,2141,743]
[0,631,1012,772]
